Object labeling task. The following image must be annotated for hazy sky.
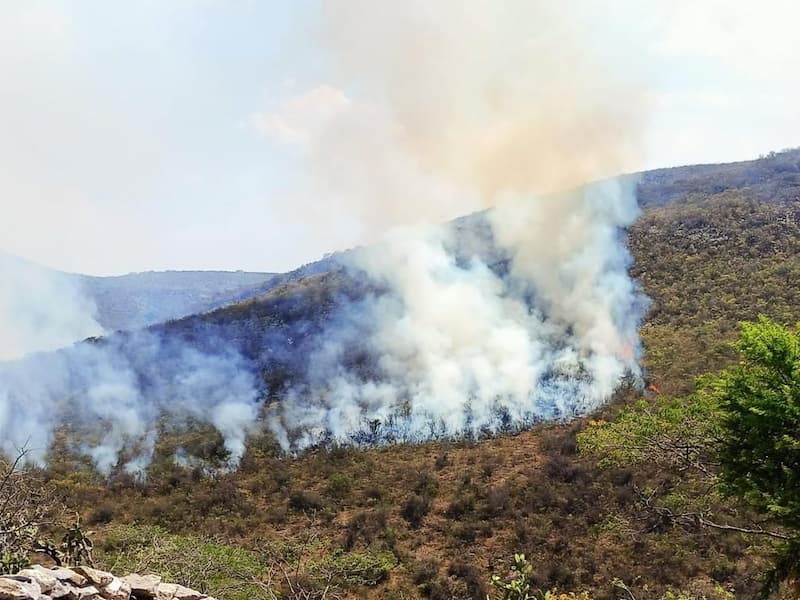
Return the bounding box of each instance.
[2,0,799,275]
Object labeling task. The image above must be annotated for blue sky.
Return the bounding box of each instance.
[1,1,798,275]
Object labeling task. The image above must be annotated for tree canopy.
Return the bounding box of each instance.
[713,317,800,531]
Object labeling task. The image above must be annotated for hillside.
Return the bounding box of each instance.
[636,147,800,207]
[30,148,800,599]
[148,151,800,402]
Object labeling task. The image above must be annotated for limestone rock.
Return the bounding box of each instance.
[97,576,131,600]
[60,584,103,600]
[73,567,114,589]
[15,567,57,594]
[0,576,41,600]
[155,582,206,600]
[0,565,208,600]
[48,568,89,588]
[122,574,161,599]
[16,566,74,599]
[47,580,76,600]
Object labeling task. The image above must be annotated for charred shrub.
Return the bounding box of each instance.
[546,561,576,590]
[401,494,431,528]
[288,490,325,512]
[445,495,475,520]
[414,470,439,497]
[363,486,384,503]
[411,559,440,586]
[447,558,488,599]
[87,504,115,525]
[434,452,450,470]
[344,508,389,550]
[483,484,510,517]
[543,453,588,484]
[411,560,449,600]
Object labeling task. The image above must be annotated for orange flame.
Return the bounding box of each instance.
[646,383,662,395]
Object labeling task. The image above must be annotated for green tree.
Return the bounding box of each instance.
[705,316,800,593]
[712,317,800,527]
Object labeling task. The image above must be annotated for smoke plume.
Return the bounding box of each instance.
[264,1,648,448]
[268,180,645,448]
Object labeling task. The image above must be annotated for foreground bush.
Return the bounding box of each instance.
[98,524,397,600]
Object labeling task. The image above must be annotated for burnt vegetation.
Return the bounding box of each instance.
[31,148,800,598]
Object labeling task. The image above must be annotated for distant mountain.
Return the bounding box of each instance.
[6,148,798,342]
[77,269,277,332]
[0,251,277,334]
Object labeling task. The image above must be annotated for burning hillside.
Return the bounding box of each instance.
[0,0,650,470]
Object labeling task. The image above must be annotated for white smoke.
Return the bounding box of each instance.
[0,253,104,361]
[268,179,645,449]
[0,254,261,471]
[0,330,261,471]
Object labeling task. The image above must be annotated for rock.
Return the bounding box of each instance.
[73,567,114,588]
[49,568,89,587]
[60,584,103,599]
[15,567,57,594]
[122,574,161,599]
[11,567,102,600]
[45,580,76,600]
[0,565,207,600]
[0,576,42,600]
[155,583,178,600]
[155,583,206,600]
[97,576,131,600]
[16,568,72,600]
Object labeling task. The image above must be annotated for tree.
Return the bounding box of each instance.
[712,317,800,527]
[706,316,800,593]
[0,447,95,574]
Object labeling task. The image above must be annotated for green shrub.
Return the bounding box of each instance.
[327,472,353,498]
[97,524,268,600]
[311,549,397,586]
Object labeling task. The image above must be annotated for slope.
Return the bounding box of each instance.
[38,147,800,599]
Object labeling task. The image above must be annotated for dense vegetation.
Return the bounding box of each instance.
[580,317,800,598]
[12,149,800,598]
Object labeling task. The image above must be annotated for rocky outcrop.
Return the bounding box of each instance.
[0,565,215,600]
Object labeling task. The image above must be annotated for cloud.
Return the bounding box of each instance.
[253,85,351,146]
